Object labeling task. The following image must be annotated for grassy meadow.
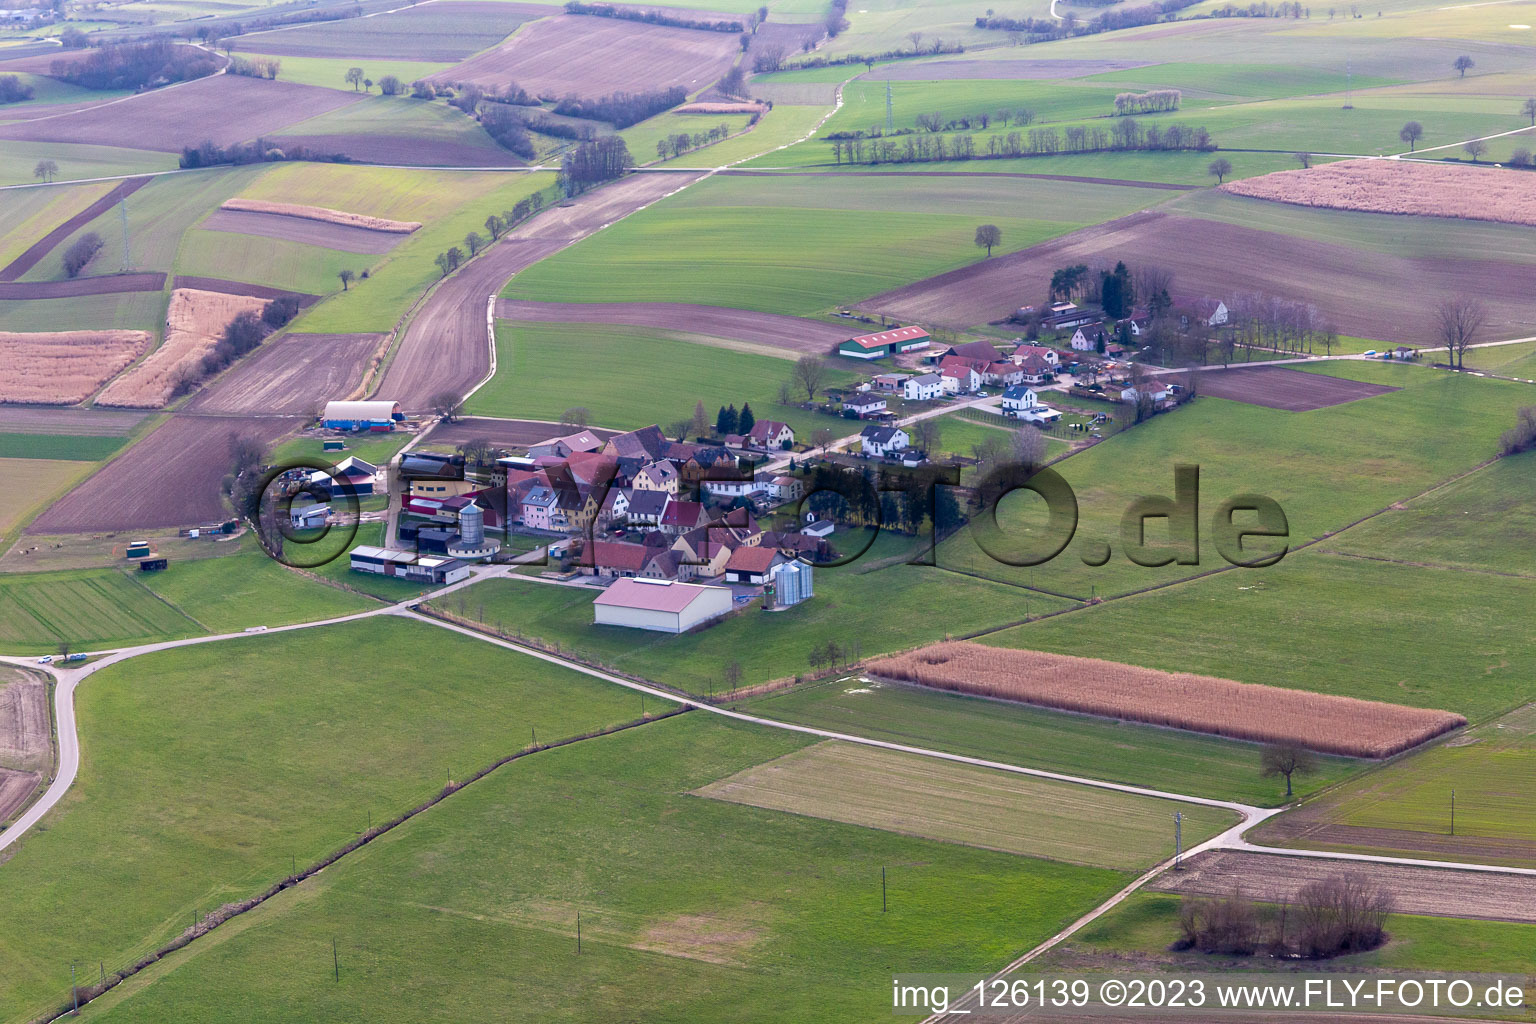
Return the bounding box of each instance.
[504,173,1173,314]
[746,678,1360,805]
[936,364,1534,599]
[0,567,201,652]
[470,320,864,435]
[697,740,1239,869]
[0,617,656,1024]
[77,714,1127,1024]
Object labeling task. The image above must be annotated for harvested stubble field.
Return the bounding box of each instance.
[239,1,547,61]
[865,210,1536,344]
[28,414,301,533]
[1151,851,1536,924]
[97,289,266,409]
[188,332,385,415]
[867,642,1465,758]
[199,209,411,255]
[1192,366,1399,411]
[0,670,48,822]
[0,407,145,435]
[0,330,150,405]
[1222,159,1536,227]
[264,132,525,167]
[0,76,359,152]
[427,15,738,95]
[219,199,420,233]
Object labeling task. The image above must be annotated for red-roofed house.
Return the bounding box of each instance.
[579,540,652,578]
[747,420,794,449]
[659,500,707,536]
[724,545,782,585]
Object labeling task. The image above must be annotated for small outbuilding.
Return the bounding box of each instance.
[592,577,734,633]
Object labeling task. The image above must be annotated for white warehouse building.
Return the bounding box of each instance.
[592,577,734,633]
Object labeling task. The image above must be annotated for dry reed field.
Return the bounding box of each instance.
[220,199,421,233]
[676,102,766,114]
[1221,159,1536,226]
[866,642,1464,758]
[0,330,151,405]
[97,289,266,408]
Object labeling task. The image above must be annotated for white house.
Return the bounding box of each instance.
[938,359,981,394]
[747,420,795,449]
[756,472,804,503]
[1016,355,1054,385]
[1121,381,1171,404]
[592,577,734,633]
[1012,344,1060,367]
[1002,386,1061,424]
[843,395,887,418]
[1070,327,1102,352]
[860,425,910,458]
[1193,299,1229,327]
[903,373,944,401]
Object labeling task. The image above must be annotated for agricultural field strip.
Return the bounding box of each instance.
[6,579,1535,1004]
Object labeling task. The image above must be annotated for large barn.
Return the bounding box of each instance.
[322,400,403,431]
[837,325,931,360]
[592,578,734,633]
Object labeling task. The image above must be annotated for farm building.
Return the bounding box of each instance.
[349,545,471,585]
[871,373,909,392]
[724,544,783,584]
[288,504,330,530]
[308,456,378,496]
[1121,381,1171,405]
[838,325,931,360]
[529,430,606,458]
[322,400,402,431]
[592,577,734,633]
[769,561,813,608]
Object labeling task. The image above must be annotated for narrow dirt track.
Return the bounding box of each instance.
[0,176,150,281]
[375,171,704,411]
[494,299,853,354]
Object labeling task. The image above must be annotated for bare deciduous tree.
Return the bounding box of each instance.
[974,223,1002,257]
[1260,743,1315,798]
[430,390,464,421]
[1462,138,1488,162]
[1433,295,1486,368]
[560,406,590,429]
[1207,157,1233,184]
[793,354,828,401]
[1399,120,1423,151]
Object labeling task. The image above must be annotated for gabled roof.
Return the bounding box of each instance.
[626,489,670,516]
[580,540,652,571]
[638,459,678,484]
[660,501,705,528]
[946,340,1004,363]
[1017,355,1051,374]
[844,325,930,349]
[907,372,942,386]
[1001,385,1036,399]
[726,545,779,573]
[605,425,670,461]
[747,420,789,441]
[861,425,906,444]
[593,577,727,613]
[845,394,886,407]
[938,356,979,375]
[531,429,604,453]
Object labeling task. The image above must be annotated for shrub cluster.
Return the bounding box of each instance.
[829,120,1214,165]
[1114,88,1180,114]
[52,39,217,91]
[179,137,351,168]
[1501,406,1536,454]
[559,135,634,194]
[227,55,280,79]
[0,74,34,104]
[197,295,299,379]
[1177,874,1393,959]
[562,1,745,32]
[62,232,104,278]
[553,86,686,128]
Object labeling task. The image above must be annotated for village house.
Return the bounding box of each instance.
[1189,298,1229,327]
[671,527,735,579]
[623,488,670,527]
[1070,326,1105,352]
[1121,381,1172,405]
[758,473,803,504]
[871,372,909,392]
[937,357,982,394]
[982,360,1025,387]
[943,340,1006,364]
[860,425,910,458]
[1016,354,1054,385]
[659,500,708,536]
[1001,385,1062,424]
[1012,344,1061,367]
[579,540,652,579]
[633,460,679,495]
[903,373,944,401]
[520,486,566,531]
[747,420,795,449]
[843,394,888,419]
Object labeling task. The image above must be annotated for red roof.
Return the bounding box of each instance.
[580,541,651,571]
[844,325,930,349]
[593,577,726,613]
[660,501,705,528]
[726,546,777,573]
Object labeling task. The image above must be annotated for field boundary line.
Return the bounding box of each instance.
[18,704,686,1024]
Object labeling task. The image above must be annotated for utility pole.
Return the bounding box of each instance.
[119,200,130,272]
[885,81,894,134]
[576,911,582,954]
[1450,789,1455,836]
[882,866,887,912]
[1343,55,1353,109]
[71,964,78,1015]
[1173,812,1184,870]
[332,939,339,982]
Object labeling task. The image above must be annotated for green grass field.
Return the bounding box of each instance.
[504,173,1173,314]
[1045,893,1536,975]
[936,364,1534,599]
[431,549,1072,695]
[77,714,1127,1024]
[745,678,1360,805]
[0,179,115,266]
[660,102,834,166]
[470,320,863,435]
[1322,451,1536,576]
[0,290,168,332]
[273,94,507,154]
[698,740,1238,869]
[0,568,202,652]
[623,110,754,165]
[134,536,379,634]
[0,616,658,1024]
[0,433,128,461]
[983,548,1536,721]
[0,141,177,187]
[239,54,454,92]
